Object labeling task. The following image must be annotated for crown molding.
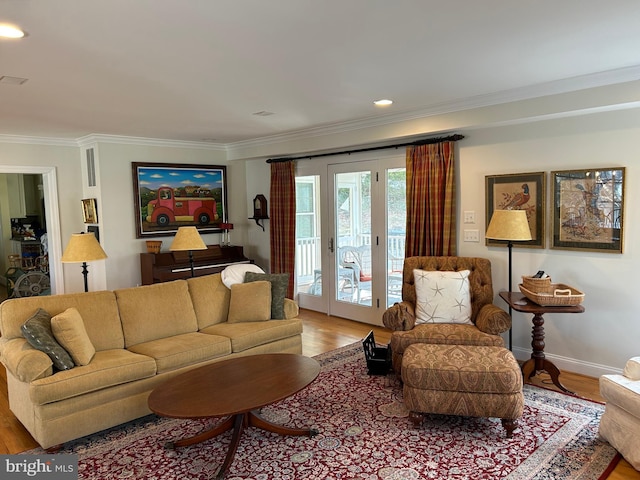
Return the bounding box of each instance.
[0,134,78,147]
[227,65,640,153]
[75,134,228,151]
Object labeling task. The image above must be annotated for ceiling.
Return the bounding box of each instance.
[2,0,640,145]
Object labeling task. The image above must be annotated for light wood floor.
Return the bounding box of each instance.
[0,307,637,478]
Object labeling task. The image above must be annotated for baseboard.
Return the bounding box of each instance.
[512,346,623,378]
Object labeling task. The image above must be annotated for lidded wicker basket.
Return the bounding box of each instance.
[521,275,552,292]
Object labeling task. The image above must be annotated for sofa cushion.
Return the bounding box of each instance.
[0,291,124,351]
[244,272,289,319]
[413,269,472,325]
[402,344,522,394]
[116,280,199,348]
[29,349,157,405]
[51,308,96,366]
[391,323,505,356]
[201,319,303,353]
[283,298,300,320]
[624,357,640,380]
[127,332,231,374]
[600,374,640,419]
[187,273,231,329]
[21,309,75,371]
[227,281,271,323]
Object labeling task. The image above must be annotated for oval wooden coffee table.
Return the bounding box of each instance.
[148,353,320,480]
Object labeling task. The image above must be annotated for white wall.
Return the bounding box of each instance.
[243,160,271,270]
[93,142,230,289]
[456,108,640,376]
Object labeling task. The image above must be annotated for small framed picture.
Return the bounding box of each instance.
[82,198,98,224]
[485,172,546,248]
[551,167,625,253]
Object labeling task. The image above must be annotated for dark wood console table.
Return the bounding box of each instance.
[499,291,585,395]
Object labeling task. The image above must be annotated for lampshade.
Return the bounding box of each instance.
[61,233,107,262]
[485,210,532,241]
[170,226,207,251]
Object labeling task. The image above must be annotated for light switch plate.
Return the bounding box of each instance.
[463,211,475,224]
[463,229,479,242]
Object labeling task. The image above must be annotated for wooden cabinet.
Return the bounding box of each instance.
[140,244,252,285]
[23,175,41,215]
[6,174,43,219]
[7,174,26,218]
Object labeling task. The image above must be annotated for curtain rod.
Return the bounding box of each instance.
[266,134,465,163]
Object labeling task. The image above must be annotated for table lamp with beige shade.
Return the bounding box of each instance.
[170,226,207,277]
[61,232,108,292]
[485,209,532,350]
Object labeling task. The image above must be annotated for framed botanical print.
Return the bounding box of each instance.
[551,167,625,253]
[485,172,545,248]
[132,162,228,238]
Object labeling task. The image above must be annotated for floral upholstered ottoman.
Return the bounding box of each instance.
[401,343,524,437]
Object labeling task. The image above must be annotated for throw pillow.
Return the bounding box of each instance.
[21,308,75,371]
[221,263,265,288]
[227,281,272,323]
[51,307,96,366]
[413,269,472,325]
[244,272,289,319]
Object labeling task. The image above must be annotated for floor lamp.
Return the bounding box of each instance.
[170,226,207,277]
[61,232,108,292]
[485,209,532,351]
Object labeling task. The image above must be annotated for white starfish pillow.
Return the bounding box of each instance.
[413,269,472,325]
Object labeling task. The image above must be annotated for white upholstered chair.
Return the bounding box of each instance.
[599,356,640,470]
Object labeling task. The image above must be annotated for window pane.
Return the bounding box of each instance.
[296,183,314,213]
[295,175,321,296]
[296,215,313,238]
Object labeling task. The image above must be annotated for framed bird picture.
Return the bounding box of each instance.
[551,168,625,253]
[485,172,546,248]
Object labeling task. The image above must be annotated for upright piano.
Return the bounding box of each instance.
[140,244,252,285]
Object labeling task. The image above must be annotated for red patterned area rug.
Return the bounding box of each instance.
[25,343,619,479]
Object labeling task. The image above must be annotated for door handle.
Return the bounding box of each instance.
[329,237,334,253]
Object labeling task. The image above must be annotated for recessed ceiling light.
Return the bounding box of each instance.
[0,24,26,39]
[374,99,393,106]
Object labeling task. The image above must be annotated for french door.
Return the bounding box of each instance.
[295,154,405,326]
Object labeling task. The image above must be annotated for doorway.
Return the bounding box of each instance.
[295,152,405,326]
[0,166,63,296]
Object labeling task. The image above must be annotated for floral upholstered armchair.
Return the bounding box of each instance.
[382,256,511,374]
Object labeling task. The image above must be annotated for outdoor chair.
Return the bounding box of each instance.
[338,245,372,302]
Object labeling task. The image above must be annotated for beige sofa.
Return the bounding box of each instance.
[599,356,640,470]
[0,273,303,449]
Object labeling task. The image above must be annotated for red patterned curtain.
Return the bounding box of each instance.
[405,141,457,257]
[269,160,296,298]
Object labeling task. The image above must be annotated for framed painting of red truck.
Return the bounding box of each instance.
[132,162,228,238]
